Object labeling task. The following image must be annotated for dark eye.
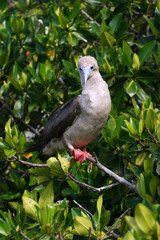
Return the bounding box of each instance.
[79,67,82,71]
[90,65,94,70]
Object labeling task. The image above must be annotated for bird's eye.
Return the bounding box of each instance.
[90,65,94,70]
[79,67,82,71]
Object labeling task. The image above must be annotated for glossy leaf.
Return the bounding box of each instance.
[22,196,39,220]
[139,40,156,65]
[38,182,54,209]
[135,203,156,234]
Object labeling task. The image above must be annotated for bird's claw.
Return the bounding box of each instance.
[71,148,92,162]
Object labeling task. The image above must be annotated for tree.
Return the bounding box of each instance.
[0,0,160,239]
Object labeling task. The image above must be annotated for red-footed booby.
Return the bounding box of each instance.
[25,56,111,162]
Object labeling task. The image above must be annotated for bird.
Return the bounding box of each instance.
[25,56,111,163]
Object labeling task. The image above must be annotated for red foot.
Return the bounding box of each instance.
[70,147,92,162]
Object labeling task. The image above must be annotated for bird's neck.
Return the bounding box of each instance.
[82,71,103,90]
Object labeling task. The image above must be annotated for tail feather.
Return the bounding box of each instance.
[24,142,42,154]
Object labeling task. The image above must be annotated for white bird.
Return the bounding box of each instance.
[25,56,111,162]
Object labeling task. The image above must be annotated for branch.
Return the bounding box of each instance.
[68,172,119,192]
[88,156,138,193]
[13,154,47,168]
[111,208,131,230]
[73,200,121,239]
[73,200,93,218]
[19,231,31,240]
[136,139,146,148]
[81,10,100,26]
[11,151,137,193]
[147,128,158,144]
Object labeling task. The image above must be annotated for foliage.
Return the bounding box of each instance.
[0,0,160,239]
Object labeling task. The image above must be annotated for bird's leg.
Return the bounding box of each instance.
[70,147,92,162]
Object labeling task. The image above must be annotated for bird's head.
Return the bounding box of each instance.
[78,56,99,89]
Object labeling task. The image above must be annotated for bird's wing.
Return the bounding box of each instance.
[25,95,81,153]
[43,95,81,145]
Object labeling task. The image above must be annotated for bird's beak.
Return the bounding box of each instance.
[82,67,92,85]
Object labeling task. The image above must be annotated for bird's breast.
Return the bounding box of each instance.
[63,81,111,149]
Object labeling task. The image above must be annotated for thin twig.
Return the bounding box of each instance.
[73,200,93,218]
[19,231,31,240]
[68,172,119,192]
[13,154,47,168]
[122,154,136,166]
[111,208,131,230]
[73,200,120,239]
[88,156,138,193]
[88,227,91,240]
[135,139,146,148]
[147,128,157,144]
[81,9,100,26]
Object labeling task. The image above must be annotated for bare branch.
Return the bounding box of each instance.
[19,231,31,240]
[73,200,93,218]
[88,156,138,193]
[111,208,131,229]
[136,139,146,148]
[68,172,119,192]
[147,128,158,144]
[81,10,100,26]
[73,200,121,239]
[13,154,48,168]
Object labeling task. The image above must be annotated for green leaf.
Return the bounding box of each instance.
[0,219,10,236]
[109,13,122,34]
[90,22,101,36]
[38,182,54,209]
[11,18,25,36]
[100,211,110,230]
[124,80,136,97]
[13,98,24,118]
[157,0,160,12]
[139,40,156,66]
[67,32,78,46]
[125,216,141,234]
[149,176,160,199]
[137,173,146,199]
[7,76,23,91]
[106,115,116,137]
[143,157,153,173]
[58,153,70,174]
[47,157,65,178]
[114,116,124,137]
[132,98,140,116]
[144,16,160,38]
[4,149,16,158]
[100,7,111,20]
[124,118,139,137]
[122,231,136,240]
[39,204,56,227]
[103,31,116,48]
[145,109,158,129]
[122,41,132,67]
[72,216,96,237]
[0,30,11,68]
[97,195,103,230]
[135,203,156,234]
[132,53,140,72]
[22,196,39,220]
[136,151,148,166]
[58,14,69,27]
[104,58,112,73]
[0,0,8,10]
